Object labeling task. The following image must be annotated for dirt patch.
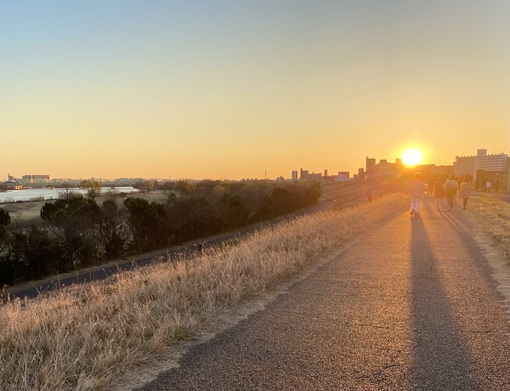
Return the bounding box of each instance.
[1,201,46,222]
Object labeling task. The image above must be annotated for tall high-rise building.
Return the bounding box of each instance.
[358,168,365,180]
[300,168,309,180]
[365,157,376,176]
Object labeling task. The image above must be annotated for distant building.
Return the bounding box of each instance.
[334,172,350,182]
[22,174,50,182]
[308,172,322,181]
[357,168,365,180]
[373,159,401,179]
[299,168,309,180]
[365,157,376,176]
[291,170,298,180]
[454,149,508,181]
[298,168,323,181]
[4,180,22,190]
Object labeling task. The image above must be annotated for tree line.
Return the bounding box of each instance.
[0,180,320,286]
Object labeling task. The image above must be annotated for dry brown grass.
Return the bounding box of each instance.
[1,192,508,391]
[1,193,408,390]
[468,193,510,262]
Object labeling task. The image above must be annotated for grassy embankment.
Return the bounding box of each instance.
[468,193,510,263]
[0,193,408,390]
[1,192,508,391]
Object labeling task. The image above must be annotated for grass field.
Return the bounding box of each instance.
[1,190,164,227]
[0,193,408,391]
[0,191,507,391]
[468,193,510,263]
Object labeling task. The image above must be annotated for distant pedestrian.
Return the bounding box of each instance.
[364,187,373,203]
[485,180,491,193]
[444,175,458,210]
[493,177,500,192]
[433,178,446,211]
[459,177,472,210]
[427,177,435,196]
[409,172,425,215]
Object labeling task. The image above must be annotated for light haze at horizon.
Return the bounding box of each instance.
[2,1,509,180]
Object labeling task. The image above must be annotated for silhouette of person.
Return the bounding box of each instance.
[433,178,446,211]
[364,187,373,203]
[459,177,472,210]
[444,175,458,210]
[493,177,500,192]
[409,172,425,216]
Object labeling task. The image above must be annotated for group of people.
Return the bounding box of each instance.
[484,177,500,193]
[409,173,472,215]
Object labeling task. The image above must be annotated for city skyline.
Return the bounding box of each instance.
[2,1,509,180]
[4,147,507,182]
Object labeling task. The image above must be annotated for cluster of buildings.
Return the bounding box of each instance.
[453,149,508,188]
[3,174,51,190]
[4,149,509,192]
[1,174,141,191]
[294,149,510,191]
[292,169,351,182]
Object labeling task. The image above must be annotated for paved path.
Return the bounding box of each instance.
[135,196,510,391]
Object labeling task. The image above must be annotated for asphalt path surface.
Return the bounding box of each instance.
[134,196,510,391]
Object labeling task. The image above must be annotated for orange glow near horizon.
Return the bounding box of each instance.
[402,148,423,167]
[1,3,509,180]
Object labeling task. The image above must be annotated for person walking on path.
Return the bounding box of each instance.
[433,178,446,211]
[444,175,458,210]
[493,177,500,192]
[409,172,425,215]
[459,177,472,210]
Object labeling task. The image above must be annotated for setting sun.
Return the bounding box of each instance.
[402,148,423,167]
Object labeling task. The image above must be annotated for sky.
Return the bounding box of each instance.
[1,1,509,180]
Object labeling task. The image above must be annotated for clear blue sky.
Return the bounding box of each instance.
[1,1,509,179]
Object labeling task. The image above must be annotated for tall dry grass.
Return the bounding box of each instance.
[1,193,408,391]
[468,193,510,262]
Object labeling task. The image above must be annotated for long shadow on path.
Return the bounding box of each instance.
[409,207,480,390]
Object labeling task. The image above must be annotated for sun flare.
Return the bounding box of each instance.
[402,148,423,166]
